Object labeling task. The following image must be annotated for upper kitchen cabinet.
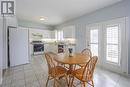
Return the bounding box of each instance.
[29,28,43,41]
[43,30,51,39]
[63,26,75,38]
[51,30,56,39]
[29,28,51,41]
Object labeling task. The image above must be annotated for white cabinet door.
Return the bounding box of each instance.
[44,44,58,53]
[43,30,51,38]
[29,28,43,41]
[51,30,56,39]
[63,26,75,38]
[29,28,51,40]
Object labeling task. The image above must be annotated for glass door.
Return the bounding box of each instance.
[88,26,99,56]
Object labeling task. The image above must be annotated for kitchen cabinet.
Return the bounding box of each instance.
[51,30,56,39]
[63,26,75,38]
[29,28,51,41]
[44,44,58,53]
[29,28,44,40]
[43,30,51,38]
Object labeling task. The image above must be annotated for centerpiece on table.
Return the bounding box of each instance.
[68,48,73,57]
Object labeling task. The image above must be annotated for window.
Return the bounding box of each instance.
[90,29,98,56]
[105,25,120,64]
[55,30,63,40]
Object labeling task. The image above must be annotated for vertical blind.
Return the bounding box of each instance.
[105,25,120,64]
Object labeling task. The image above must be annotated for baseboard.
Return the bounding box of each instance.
[96,66,130,78]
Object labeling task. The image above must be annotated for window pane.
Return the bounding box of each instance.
[106,25,120,64]
[107,26,119,44]
[90,29,98,43]
[57,30,63,40]
[90,44,98,56]
[106,45,119,63]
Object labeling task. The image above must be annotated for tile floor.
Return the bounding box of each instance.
[1,55,130,87]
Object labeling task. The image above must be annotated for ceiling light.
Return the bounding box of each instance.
[40,17,45,21]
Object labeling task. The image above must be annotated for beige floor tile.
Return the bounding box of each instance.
[2,78,12,85]
[25,75,38,84]
[26,81,40,87]
[2,84,11,87]
[11,79,25,87]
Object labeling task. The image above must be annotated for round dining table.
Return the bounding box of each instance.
[54,53,90,87]
[54,53,90,64]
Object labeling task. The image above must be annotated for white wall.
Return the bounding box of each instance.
[3,16,18,69]
[56,0,130,74]
[0,17,3,85]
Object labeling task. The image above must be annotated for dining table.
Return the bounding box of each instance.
[54,53,90,87]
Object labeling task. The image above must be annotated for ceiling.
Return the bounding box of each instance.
[16,0,122,26]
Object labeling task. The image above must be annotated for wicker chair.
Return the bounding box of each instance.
[44,52,68,87]
[71,56,98,87]
[81,48,92,57]
[79,48,92,67]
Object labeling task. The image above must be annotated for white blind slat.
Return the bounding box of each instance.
[106,25,120,64]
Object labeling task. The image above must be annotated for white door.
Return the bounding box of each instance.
[9,27,29,66]
[87,25,102,65]
[89,28,99,56]
[87,25,100,56]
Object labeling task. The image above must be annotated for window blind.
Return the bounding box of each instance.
[105,25,120,64]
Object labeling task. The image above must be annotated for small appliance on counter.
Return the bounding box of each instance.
[68,48,73,57]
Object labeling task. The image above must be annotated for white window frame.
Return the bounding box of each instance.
[104,24,121,66]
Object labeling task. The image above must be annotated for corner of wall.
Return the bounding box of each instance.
[0,74,2,86]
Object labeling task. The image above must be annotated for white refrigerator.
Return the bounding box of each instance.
[9,27,29,67]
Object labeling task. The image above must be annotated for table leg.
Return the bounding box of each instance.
[68,64,75,87]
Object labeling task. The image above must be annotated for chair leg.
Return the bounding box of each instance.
[70,77,74,87]
[46,76,49,87]
[65,75,69,87]
[53,78,56,87]
[91,80,94,87]
[83,82,86,87]
[80,82,83,87]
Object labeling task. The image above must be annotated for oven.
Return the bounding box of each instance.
[58,44,64,53]
[32,41,44,55]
